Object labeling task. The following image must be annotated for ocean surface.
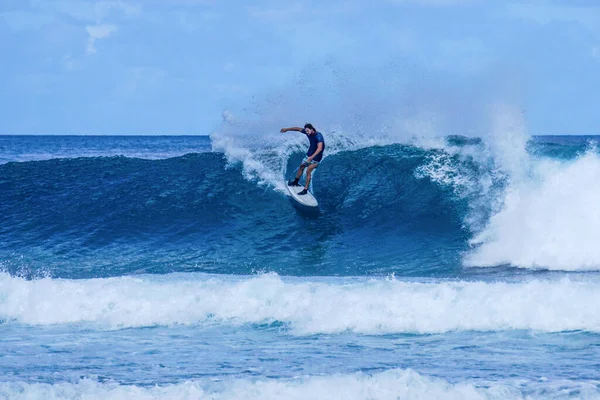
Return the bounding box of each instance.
[1,132,600,399]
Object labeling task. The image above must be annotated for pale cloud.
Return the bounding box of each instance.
[174,10,198,31]
[507,3,600,35]
[442,38,489,72]
[507,2,600,64]
[214,83,248,95]
[0,10,56,31]
[171,9,220,32]
[2,1,140,57]
[440,37,483,52]
[387,0,478,5]
[249,4,305,21]
[107,1,141,17]
[14,72,54,95]
[41,0,140,22]
[62,54,78,70]
[117,66,167,96]
[86,24,117,54]
[247,2,365,21]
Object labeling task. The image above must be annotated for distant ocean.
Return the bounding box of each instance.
[1,132,600,399]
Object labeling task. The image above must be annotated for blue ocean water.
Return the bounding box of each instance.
[1,133,600,399]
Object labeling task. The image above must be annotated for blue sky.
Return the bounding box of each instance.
[1,0,599,135]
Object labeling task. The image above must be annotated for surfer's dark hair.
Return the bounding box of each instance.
[304,123,315,131]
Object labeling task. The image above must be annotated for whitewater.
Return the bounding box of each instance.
[1,129,600,399]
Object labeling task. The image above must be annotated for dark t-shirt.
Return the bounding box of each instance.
[302,129,325,162]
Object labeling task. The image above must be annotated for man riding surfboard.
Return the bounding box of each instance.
[280,123,325,195]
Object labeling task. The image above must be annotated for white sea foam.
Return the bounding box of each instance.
[1,273,600,333]
[463,104,600,271]
[466,150,600,270]
[453,103,600,271]
[2,369,599,400]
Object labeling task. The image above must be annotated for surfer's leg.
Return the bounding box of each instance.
[289,164,305,186]
[304,163,318,189]
[295,164,306,180]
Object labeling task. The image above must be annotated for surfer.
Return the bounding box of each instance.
[280,123,325,195]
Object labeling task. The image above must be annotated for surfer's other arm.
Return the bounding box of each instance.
[280,127,303,133]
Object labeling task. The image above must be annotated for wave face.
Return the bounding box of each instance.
[0,142,480,278]
[3,135,600,277]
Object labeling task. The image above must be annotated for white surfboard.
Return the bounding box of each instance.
[286,184,318,207]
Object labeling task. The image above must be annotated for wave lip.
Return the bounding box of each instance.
[2,273,600,334]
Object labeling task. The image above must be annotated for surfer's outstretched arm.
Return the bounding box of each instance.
[280,127,303,133]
